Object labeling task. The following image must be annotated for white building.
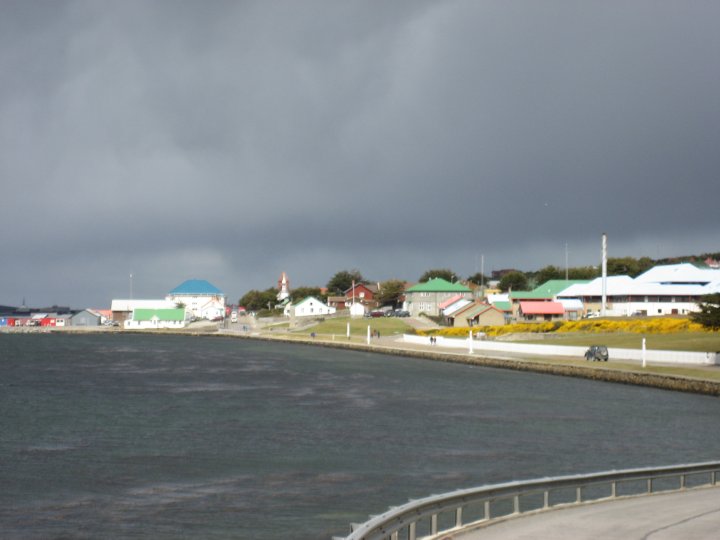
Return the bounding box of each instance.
[123,308,188,330]
[111,299,176,323]
[557,264,720,317]
[284,296,336,318]
[277,272,290,302]
[166,279,226,320]
[349,302,366,318]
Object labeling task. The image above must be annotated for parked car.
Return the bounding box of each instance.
[394,310,410,317]
[584,345,609,362]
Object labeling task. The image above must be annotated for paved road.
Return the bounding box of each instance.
[449,487,720,540]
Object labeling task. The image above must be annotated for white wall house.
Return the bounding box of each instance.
[349,302,366,318]
[123,308,187,329]
[166,279,226,320]
[284,296,336,318]
[111,299,176,323]
[557,263,720,317]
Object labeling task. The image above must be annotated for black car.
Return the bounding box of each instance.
[584,345,609,362]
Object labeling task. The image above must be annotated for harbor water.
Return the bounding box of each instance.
[1,333,720,539]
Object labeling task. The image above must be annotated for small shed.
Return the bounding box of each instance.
[71,310,102,327]
[450,302,506,328]
[519,301,565,322]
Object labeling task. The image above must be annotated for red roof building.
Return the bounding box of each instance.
[518,301,565,322]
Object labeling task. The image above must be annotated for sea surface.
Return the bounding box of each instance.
[1,333,720,539]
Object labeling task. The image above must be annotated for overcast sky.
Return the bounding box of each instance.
[1,0,718,308]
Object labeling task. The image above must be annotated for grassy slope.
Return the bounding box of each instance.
[522,332,720,352]
[292,316,412,337]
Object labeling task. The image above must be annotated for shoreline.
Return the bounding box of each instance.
[6,326,720,397]
[221,332,720,397]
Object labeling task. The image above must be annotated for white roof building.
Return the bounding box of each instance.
[557,264,719,317]
[634,263,720,285]
[442,299,473,317]
[284,296,336,318]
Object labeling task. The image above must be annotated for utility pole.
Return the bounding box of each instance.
[601,233,607,317]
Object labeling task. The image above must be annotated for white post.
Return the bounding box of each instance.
[367,325,371,345]
[642,337,647,368]
[469,330,474,354]
[601,233,607,317]
[347,322,350,340]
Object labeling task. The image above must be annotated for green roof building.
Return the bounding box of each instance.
[509,280,590,322]
[404,278,473,317]
[125,308,187,329]
[509,280,590,300]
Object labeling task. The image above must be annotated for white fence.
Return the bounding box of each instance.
[401,334,719,366]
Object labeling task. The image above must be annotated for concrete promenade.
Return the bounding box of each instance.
[450,487,720,540]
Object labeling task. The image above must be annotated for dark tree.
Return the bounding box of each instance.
[606,257,654,278]
[691,293,720,330]
[568,266,599,280]
[376,279,406,308]
[498,271,529,292]
[239,288,278,311]
[466,272,490,286]
[327,270,364,295]
[534,265,563,284]
[291,286,325,303]
[419,268,457,283]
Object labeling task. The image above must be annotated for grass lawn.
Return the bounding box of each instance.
[522,331,720,352]
[291,316,413,337]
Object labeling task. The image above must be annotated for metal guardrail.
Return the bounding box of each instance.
[335,461,720,540]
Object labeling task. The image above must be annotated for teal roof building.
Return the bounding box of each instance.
[169,279,224,297]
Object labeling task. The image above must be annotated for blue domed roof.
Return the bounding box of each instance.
[169,279,224,296]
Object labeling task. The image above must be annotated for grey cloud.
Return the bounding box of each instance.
[1,0,718,307]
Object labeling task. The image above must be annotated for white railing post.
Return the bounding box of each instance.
[455,506,463,528]
[431,514,438,535]
[408,521,416,540]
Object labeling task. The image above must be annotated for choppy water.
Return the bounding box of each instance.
[1,333,719,539]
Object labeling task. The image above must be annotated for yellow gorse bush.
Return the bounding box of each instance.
[419,317,706,337]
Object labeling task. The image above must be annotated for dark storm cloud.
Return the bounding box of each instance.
[1,0,718,307]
